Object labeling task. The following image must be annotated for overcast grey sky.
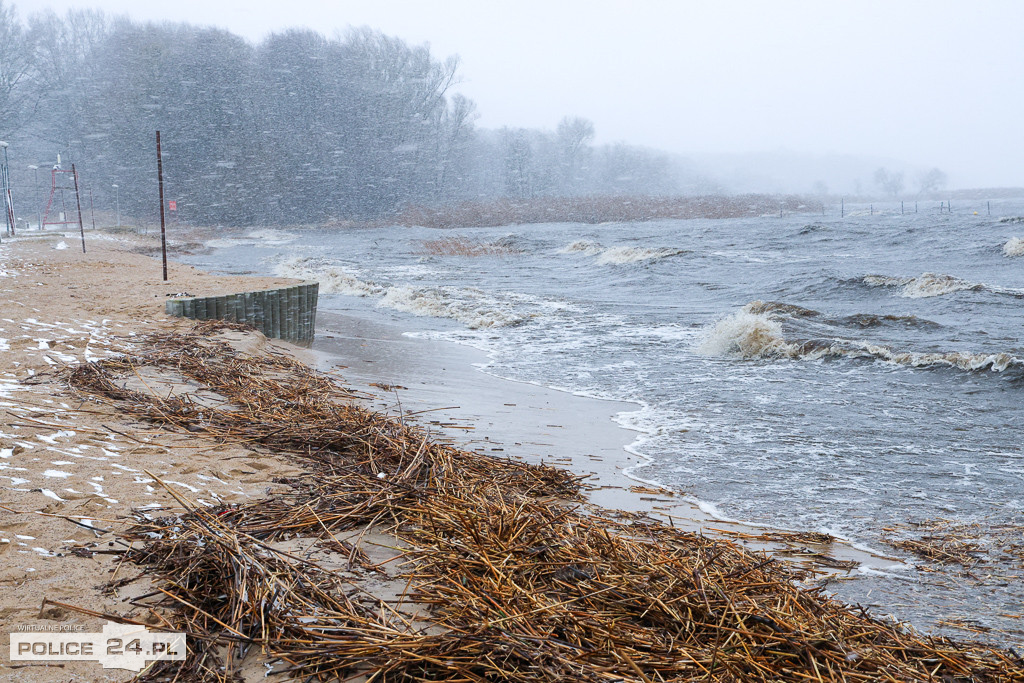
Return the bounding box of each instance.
[15,0,1024,188]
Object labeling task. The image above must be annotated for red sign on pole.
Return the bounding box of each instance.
[168,200,177,211]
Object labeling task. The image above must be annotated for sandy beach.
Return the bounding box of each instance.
[2,229,1022,682]
[0,231,311,681]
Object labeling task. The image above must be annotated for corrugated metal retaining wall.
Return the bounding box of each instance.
[165,282,319,347]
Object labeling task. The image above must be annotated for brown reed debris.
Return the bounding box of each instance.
[57,321,1024,682]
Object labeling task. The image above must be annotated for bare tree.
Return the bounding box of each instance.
[501,128,534,198]
[916,167,947,196]
[873,167,905,197]
[0,0,35,136]
[556,116,594,193]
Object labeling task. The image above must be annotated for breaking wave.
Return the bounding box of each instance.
[864,273,1024,299]
[799,223,827,234]
[559,240,687,264]
[559,240,604,256]
[275,257,532,329]
[596,246,687,264]
[745,300,938,330]
[697,309,801,358]
[205,228,300,250]
[276,257,383,297]
[863,273,983,298]
[838,312,940,329]
[1003,237,1024,257]
[699,303,1022,375]
[377,286,531,329]
[744,301,821,318]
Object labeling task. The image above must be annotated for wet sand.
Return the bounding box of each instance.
[309,309,903,574]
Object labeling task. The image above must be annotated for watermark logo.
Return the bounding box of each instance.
[10,621,186,672]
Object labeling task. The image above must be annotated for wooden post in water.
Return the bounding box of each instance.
[901,201,904,215]
[988,201,991,216]
[841,198,844,218]
[72,164,86,253]
[156,131,168,281]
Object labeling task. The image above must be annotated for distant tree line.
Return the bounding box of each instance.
[873,166,947,198]
[0,2,692,226]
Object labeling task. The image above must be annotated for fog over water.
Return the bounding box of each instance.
[16,0,1024,190]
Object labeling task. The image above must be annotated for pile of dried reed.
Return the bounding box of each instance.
[60,322,1024,682]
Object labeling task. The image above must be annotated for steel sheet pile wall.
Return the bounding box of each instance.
[165,282,319,347]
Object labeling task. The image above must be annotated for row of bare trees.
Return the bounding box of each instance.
[0,2,687,226]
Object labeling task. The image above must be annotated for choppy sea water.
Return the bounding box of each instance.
[186,201,1024,645]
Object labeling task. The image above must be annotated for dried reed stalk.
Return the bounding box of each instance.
[59,321,1024,682]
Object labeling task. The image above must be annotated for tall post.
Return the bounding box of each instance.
[841,197,844,218]
[29,165,40,229]
[156,131,168,281]
[0,141,14,237]
[89,189,96,230]
[72,163,86,253]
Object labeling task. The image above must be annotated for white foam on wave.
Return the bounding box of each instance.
[205,228,300,250]
[558,240,685,264]
[699,302,1022,373]
[275,256,383,296]
[596,246,685,264]
[278,257,532,329]
[863,273,981,298]
[558,240,604,256]
[378,285,531,329]
[1003,237,1024,257]
[845,342,1020,373]
[696,308,802,359]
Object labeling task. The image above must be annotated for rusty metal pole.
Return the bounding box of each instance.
[156,131,168,281]
[72,163,86,253]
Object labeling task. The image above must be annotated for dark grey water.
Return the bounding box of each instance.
[189,202,1024,645]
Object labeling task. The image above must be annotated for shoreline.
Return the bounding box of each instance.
[309,308,908,575]
[2,228,1022,680]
